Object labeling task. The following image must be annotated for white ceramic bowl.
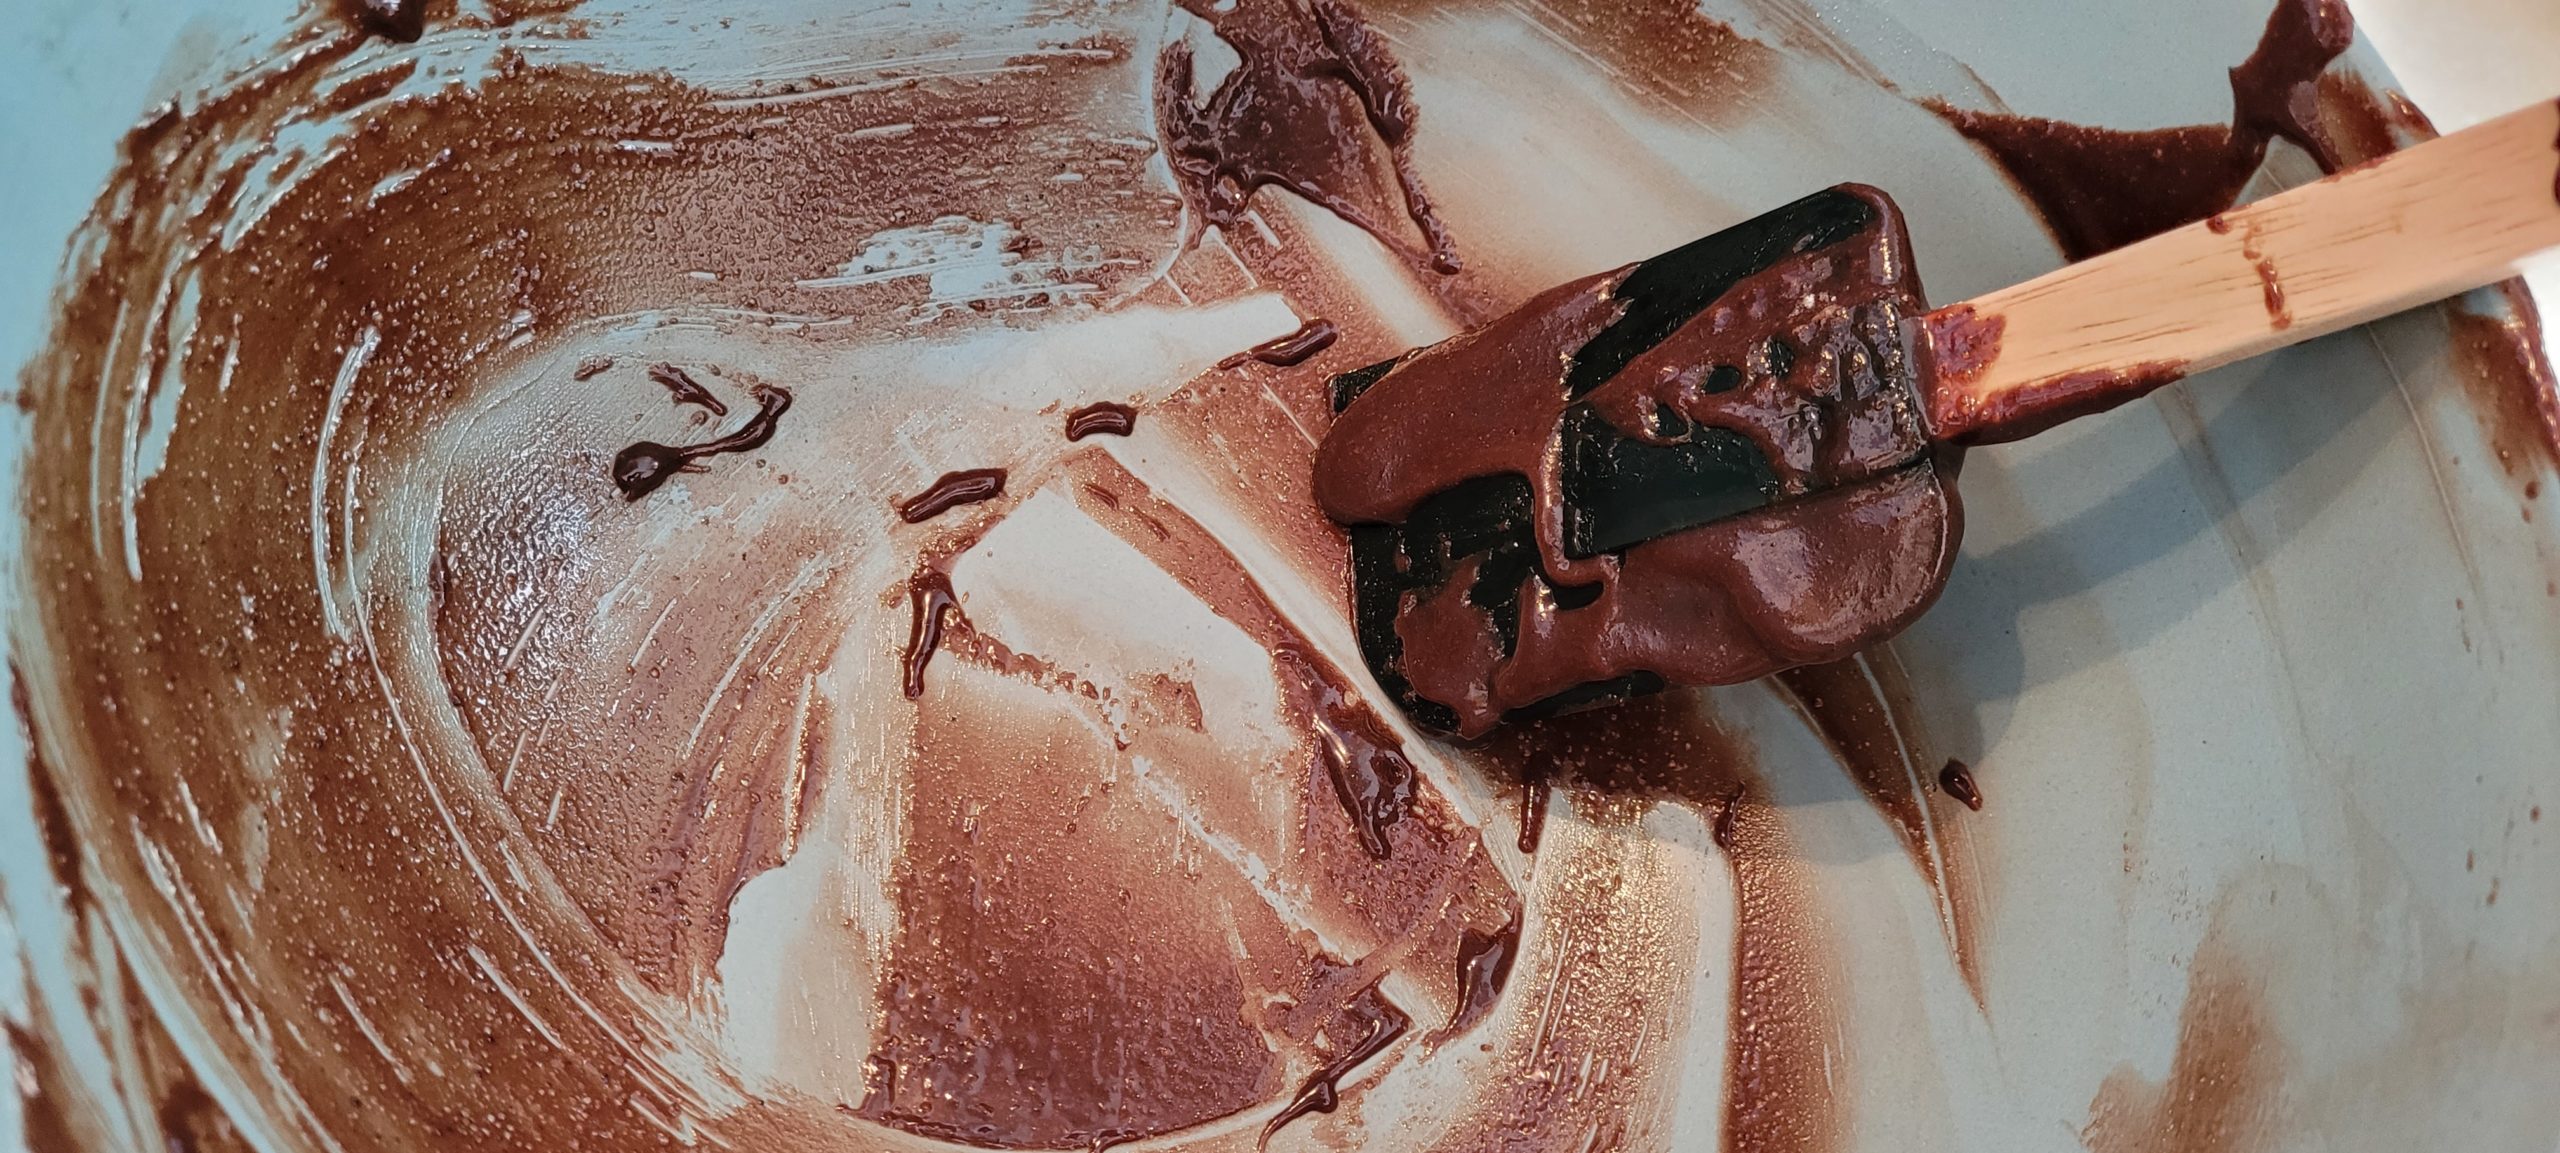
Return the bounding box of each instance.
[3,1,2556,1151]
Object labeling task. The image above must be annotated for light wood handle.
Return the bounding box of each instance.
[1921,99,2560,445]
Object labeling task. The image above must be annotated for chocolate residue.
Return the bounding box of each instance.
[2234,219,2293,330]
[1481,696,1844,1153]
[342,0,427,42]
[1775,653,1985,1004]
[896,467,1009,523]
[1318,187,1956,735]
[2083,938,2285,1153]
[646,362,729,416]
[1517,759,1551,855]
[1436,914,1521,1043]
[572,354,614,380]
[1920,304,2008,387]
[612,383,792,498]
[1943,360,2190,446]
[1938,759,1983,811]
[10,668,87,914]
[2447,286,2560,474]
[1277,644,1418,858]
[1156,0,1460,273]
[1262,982,1412,1147]
[903,569,962,699]
[1930,0,2354,260]
[5,1023,83,1153]
[1219,317,1341,369]
[1064,401,1139,441]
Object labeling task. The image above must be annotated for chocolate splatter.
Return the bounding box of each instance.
[1938,759,1983,811]
[896,468,1009,523]
[611,383,792,499]
[2235,219,2293,330]
[1262,982,1412,1147]
[1156,0,1460,273]
[1064,402,1139,441]
[646,362,729,416]
[1219,317,1341,369]
[1930,0,2355,260]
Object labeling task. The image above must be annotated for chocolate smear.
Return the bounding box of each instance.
[897,468,1009,523]
[1156,0,1460,273]
[1219,317,1341,369]
[1064,402,1139,441]
[611,383,792,499]
[647,363,729,416]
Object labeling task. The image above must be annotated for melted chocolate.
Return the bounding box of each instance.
[1931,0,2353,260]
[342,0,427,42]
[1438,914,1521,1042]
[1921,306,2007,387]
[1276,645,1417,858]
[1517,760,1551,855]
[902,569,962,699]
[1262,982,1412,1146]
[646,362,728,416]
[1938,759,1983,812]
[611,383,791,498]
[1936,360,2190,446]
[1318,189,1956,734]
[1064,402,1139,440]
[1219,317,1341,369]
[1156,0,1459,273]
[896,468,1009,523]
[572,354,613,380]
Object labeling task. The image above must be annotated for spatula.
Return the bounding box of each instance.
[1313,100,2560,738]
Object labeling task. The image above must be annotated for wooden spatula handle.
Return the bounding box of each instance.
[1921,99,2560,446]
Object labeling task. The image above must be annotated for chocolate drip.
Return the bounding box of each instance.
[647,363,729,416]
[1938,759,1983,811]
[1931,0,2355,261]
[1219,317,1341,369]
[1517,760,1551,855]
[902,570,962,699]
[1276,645,1416,858]
[1156,0,1459,273]
[611,384,791,499]
[1261,983,1411,1147]
[896,468,1009,523]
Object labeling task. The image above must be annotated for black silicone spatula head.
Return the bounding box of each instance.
[1314,185,1962,737]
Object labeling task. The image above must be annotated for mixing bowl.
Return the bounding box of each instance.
[3,0,2556,1150]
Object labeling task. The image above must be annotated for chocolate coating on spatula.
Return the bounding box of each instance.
[1315,186,1960,736]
